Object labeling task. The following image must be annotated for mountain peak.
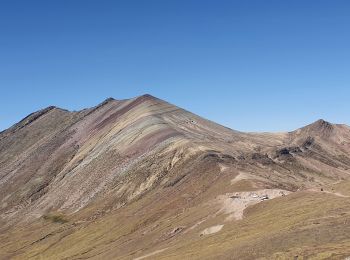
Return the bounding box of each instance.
[140,93,155,98]
[137,93,159,101]
[297,119,334,138]
[310,119,333,131]
[96,95,158,108]
[104,97,116,102]
[92,97,117,111]
[313,119,332,127]
[100,97,116,105]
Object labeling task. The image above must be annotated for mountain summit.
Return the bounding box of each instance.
[1,95,350,259]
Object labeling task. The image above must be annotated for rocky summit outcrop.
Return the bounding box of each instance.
[1,95,350,259]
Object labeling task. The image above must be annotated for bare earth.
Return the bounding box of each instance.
[1,94,350,259]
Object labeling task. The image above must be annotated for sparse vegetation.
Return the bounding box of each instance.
[1,95,350,259]
[43,214,68,224]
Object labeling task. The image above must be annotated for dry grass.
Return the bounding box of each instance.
[1,96,350,259]
[42,213,68,224]
[1,181,350,259]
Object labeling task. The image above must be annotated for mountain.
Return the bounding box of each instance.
[1,95,350,259]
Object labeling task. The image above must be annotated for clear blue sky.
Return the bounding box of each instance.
[1,0,349,132]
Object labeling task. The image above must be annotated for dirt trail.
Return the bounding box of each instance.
[134,248,168,260]
[309,188,349,198]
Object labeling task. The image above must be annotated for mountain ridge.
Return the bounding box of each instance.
[3,94,348,135]
[1,95,350,259]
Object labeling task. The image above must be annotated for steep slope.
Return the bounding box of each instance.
[1,95,350,259]
[0,94,242,222]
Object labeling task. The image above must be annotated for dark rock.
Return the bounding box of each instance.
[302,137,315,148]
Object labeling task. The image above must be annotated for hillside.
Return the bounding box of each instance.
[1,95,350,259]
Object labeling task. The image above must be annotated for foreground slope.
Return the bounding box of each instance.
[1,95,350,259]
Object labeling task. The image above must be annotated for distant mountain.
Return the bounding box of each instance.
[1,95,350,259]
